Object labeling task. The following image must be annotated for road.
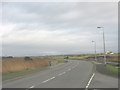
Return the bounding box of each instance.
[2,60,118,89]
[2,60,94,88]
[89,71,118,88]
[89,62,118,88]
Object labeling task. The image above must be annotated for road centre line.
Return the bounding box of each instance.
[58,72,66,76]
[92,61,102,64]
[50,77,55,79]
[72,66,76,69]
[86,73,95,88]
[29,86,34,88]
[42,77,55,83]
[72,64,79,69]
[67,68,71,71]
[26,86,35,90]
[27,77,56,89]
[27,62,79,89]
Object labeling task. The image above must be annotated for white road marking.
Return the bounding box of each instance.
[67,68,71,71]
[58,73,62,76]
[92,61,102,64]
[58,72,66,76]
[72,64,79,69]
[42,80,49,83]
[25,85,35,90]
[86,73,95,88]
[50,77,55,79]
[42,77,55,83]
[29,86,34,88]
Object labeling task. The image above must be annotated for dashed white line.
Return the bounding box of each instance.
[72,64,78,69]
[42,80,49,83]
[92,61,102,64]
[86,73,95,88]
[42,77,55,83]
[67,68,71,71]
[50,77,55,80]
[58,73,62,76]
[29,86,34,88]
[58,72,66,76]
[26,62,81,89]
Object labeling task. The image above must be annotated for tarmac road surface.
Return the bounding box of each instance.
[2,60,118,89]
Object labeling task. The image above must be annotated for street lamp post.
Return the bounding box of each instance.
[92,41,97,61]
[97,27,106,64]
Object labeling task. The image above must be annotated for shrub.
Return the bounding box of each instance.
[24,57,32,61]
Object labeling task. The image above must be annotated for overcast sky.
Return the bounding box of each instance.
[1,2,118,56]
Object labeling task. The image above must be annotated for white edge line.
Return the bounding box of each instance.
[86,73,95,88]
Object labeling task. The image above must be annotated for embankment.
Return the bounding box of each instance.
[2,57,49,74]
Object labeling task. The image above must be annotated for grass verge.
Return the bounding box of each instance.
[106,64,120,74]
[2,67,47,81]
[2,57,66,81]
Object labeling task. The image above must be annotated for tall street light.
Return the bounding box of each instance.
[92,41,97,61]
[97,26,106,64]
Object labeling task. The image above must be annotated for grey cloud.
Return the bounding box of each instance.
[2,2,118,56]
[3,2,117,34]
[3,2,117,27]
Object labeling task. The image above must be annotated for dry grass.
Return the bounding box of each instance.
[2,57,49,73]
